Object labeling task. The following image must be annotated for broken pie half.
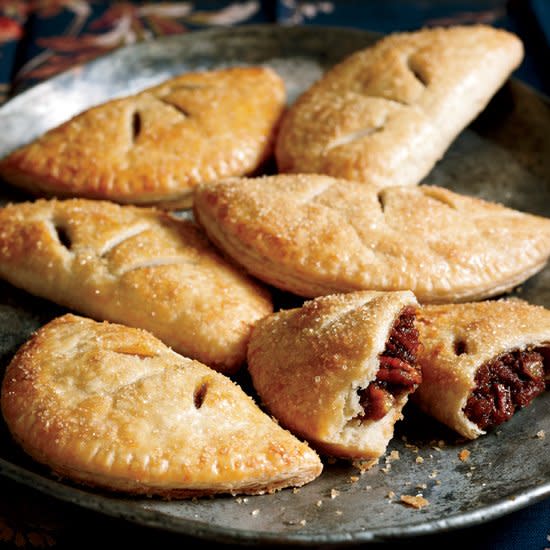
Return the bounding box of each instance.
[0,67,286,209]
[248,291,421,463]
[0,198,272,373]
[276,25,523,188]
[1,314,322,497]
[193,174,550,304]
[414,299,550,439]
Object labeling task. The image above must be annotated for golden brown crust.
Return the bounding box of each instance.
[276,25,523,187]
[415,299,550,439]
[193,174,550,304]
[0,198,273,373]
[1,314,322,497]
[0,67,286,209]
[248,291,418,460]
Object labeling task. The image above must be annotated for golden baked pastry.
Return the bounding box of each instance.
[248,291,420,463]
[414,300,550,439]
[276,25,523,188]
[193,174,550,303]
[1,314,322,497]
[0,67,285,209]
[0,198,272,373]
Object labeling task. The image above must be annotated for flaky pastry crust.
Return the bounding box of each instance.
[276,25,523,188]
[1,315,322,497]
[0,198,272,373]
[248,291,419,461]
[193,174,550,304]
[415,300,550,439]
[0,67,286,208]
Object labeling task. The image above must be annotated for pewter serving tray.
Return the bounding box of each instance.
[0,26,549,546]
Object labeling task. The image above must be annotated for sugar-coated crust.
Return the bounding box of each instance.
[414,299,550,439]
[248,291,418,460]
[0,199,273,373]
[0,67,286,209]
[276,25,523,187]
[193,174,550,304]
[1,315,322,497]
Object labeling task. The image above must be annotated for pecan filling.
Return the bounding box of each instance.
[358,307,421,421]
[464,348,548,430]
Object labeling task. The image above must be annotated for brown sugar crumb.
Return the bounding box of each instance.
[536,430,545,439]
[459,449,471,462]
[400,494,430,509]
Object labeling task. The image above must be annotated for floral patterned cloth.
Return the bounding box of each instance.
[0,1,549,548]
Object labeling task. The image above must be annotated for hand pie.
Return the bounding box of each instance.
[193,174,550,303]
[0,67,285,209]
[0,198,272,373]
[276,25,523,188]
[248,291,420,463]
[414,300,550,439]
[1,314,322,497]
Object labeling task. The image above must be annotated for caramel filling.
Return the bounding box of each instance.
[464,348,549,430]
[358,307,421,421]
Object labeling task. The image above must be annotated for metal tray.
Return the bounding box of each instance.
[0,25,549,546]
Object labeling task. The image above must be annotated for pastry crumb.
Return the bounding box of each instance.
[251,509,260,516]
[536,430,545,439]
[381,464,392,474]
[415,456,424,464]
[335,510,343,516]
[299,519,307,526]
[316,500,323,507]
[458,449,471,462]
[293,487,301,494]
[386,491,396,499]
[330,488,340,499]
[349,475,360,483]
[416,483,427,490]
[388,450,400,462]
[400,494,429,509]
[352,458,378,472]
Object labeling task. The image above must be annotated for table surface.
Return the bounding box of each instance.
[0,1,549,548]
